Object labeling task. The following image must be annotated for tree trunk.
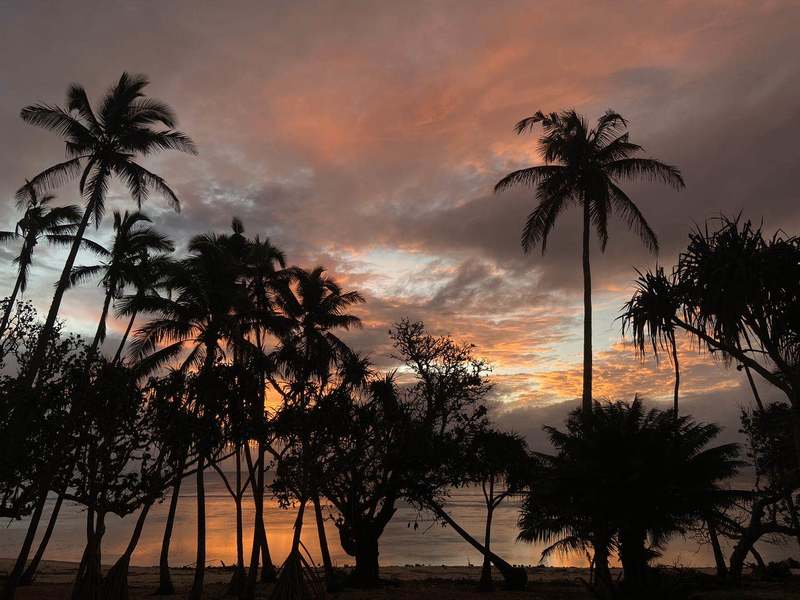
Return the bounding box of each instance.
[312,494,334,587]
[706,519,728,578]
[90,289,113,354]
[428,502,526,590]
[155,461,184,595]
[618,528,648,589]
[1,487,47,600]
[581,200,593,421]
[102,503,152,600]
[111,310,137,365]
[188,456,206,600]
[72,511,105,600]
[478,504,494,592]
[351,530,380,587]
[671,334,680,415]
[22,201,93,387]
[19,492,65,585]
[228,446,245,597]
[0,271,24,338]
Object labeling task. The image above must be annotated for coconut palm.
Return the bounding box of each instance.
[495,109,684,419]
[18,72,195,385]
[69,210,174,353]
[111,253,175,365]
[0,184,86,338]
[130,235,251,600]
[271,266,364,591]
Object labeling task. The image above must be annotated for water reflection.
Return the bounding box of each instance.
[0,472,787,568]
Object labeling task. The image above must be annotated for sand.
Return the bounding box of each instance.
[0,559,796,599]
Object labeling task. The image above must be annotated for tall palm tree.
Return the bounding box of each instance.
[111,253,175,365]
[18,72,195,385]
[0,184,85,337]
[130,235,249,600]
[272,266,364,589]
[68,210,174,353]
[495,109,683,419]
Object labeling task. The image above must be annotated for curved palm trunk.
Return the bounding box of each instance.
[313,494,335,587]
[22,202,93,386]
[102,502,152,600]
[706,518,728,578]
[91,289,113,354]
[19,492,65,585]
[427,501,526,590]
[1,486,47,600]
[155,463,184,595]
[0,271,24,338]
[111,309,137,365]
[581,201,593,421]
[188,455,206,600]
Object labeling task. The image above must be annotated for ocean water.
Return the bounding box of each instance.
[0,472,793,569]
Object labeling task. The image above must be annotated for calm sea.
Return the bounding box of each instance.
[0,472,792,569]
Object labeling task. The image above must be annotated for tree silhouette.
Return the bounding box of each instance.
[68,210,174,353]
[519,399,741,592]
[18,72,196,386]
[0,184,84,338]
[495,109,683,419]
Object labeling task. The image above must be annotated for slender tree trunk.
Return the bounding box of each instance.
[706,519,728,578]
[90,289,113,354]
[0,271,24,338]
[188,456,206,600]
[427,502,526,590]
[19,493,65,585]
[156,464,184,595]
[22,202,93,387]
[228,446,245,597]
[581,201,593,421]
[111,310,137,365]
[479,503,494,592]
[1,486,47,600]
[102,503,152,600]
[312,494,334,587]
[671,334,680,415]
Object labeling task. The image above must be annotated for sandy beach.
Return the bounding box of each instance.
[1,559,796,599]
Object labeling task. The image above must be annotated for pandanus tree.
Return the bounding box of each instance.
[623,217,800,468]
[131,234,248,600]
[621,267,683,412]
[0,185,83,339]
[68,210,174,353]
[519,399,741,592]
[18,71,195,386]
[495,109,683,419]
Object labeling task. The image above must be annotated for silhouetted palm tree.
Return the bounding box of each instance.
[111,253,174,365]
[130,235,249,600]
[18,72,195,385]
[69,210,174,353]
[519,399,741,591]
[272,266,364,590]
[495,110,683,419]
[0,184,84,337]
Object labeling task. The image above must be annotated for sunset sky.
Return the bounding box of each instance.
[1,1,798,444]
